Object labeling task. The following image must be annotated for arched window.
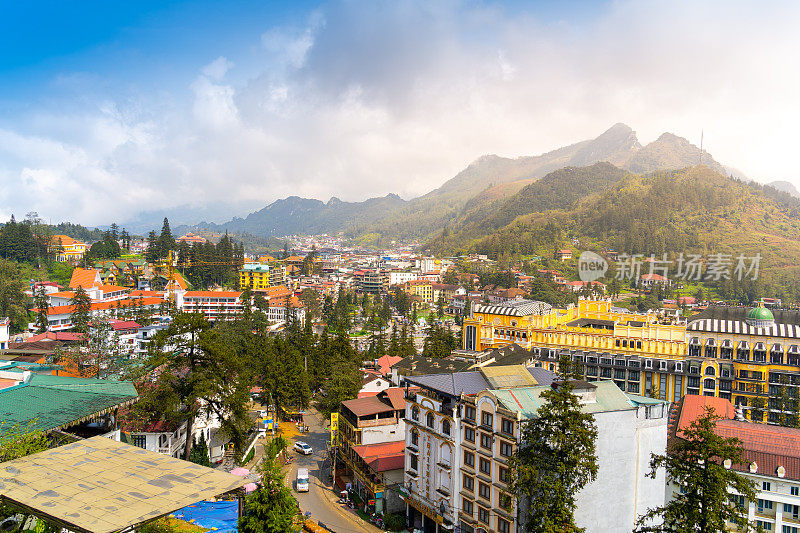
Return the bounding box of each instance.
[426,412,435,428]
[704,367,716,376]
[411,406,419,421]
[410,429,419,446]
[442,420,451,436]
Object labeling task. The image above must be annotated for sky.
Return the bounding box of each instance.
[1,0,800,228]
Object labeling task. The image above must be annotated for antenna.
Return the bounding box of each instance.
[699,130,704,166]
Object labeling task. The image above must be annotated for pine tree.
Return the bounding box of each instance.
[70,287,92,335]
[238,438,298,533]
[634,406,758,532]
[145,231,159,262]
[34,284,50,333]
[188,433,211,467]
[158,217,174,260]
[510,353,598,533]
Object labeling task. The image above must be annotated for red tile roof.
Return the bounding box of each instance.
[98,285,129,292]
[69,268,102,289]
[351,441,406,472]
[184,291,242,298]
[676,394,735,438]
[382,387,406,411]
[375,355,403,375]
[44,297,163,316]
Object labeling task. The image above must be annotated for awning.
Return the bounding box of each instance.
[789,345,799,354]
[705,338,716,346]
[771,343,783,352]
[754,342,766,351]
[721,339,733,348]
[738,341,749,350]
[689,337,700,345]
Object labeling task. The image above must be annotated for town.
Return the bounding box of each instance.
[0,216,798,533]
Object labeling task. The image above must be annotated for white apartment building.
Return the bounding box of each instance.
[178,291,243,321]
[403,368,670,533]
[0,317,9,350]
[389,271,419,286]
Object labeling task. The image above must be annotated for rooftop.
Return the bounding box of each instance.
[404,371,490,398]
[473,299,553,317]
[351,441,405,472]
[493,380,646,418]
[0,436,246,533]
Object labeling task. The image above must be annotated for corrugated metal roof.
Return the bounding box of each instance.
[0,375,138,436]
[405,371,490,397]
[473,299,552,317]
[493,380,638,419]
[480,365,538,389]
[0,436,246,533]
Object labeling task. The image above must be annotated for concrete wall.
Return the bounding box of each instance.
[574,405,668,533]
[362,420,406,445]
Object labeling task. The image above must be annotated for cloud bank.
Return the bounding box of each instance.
[1,0,799,227]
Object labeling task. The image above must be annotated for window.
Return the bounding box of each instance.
[410,429,419,447]
[465,427,476,443]
[763,481,771,491]
[498,518,510,533]
[478,482,491,501]
[756,521,772,531]
[131,435,146,449]
[463,474,474,491]
[464,451,475,468]
[410,454,418,471]
[500,441,513,457]
[462,498,473,516]
[757,499,774,512]
[460,523,474,533]
[784,504,800,519]
[481,412,493,429]
[479,457,491,475]
[442,420,451,435]
[478,507,490,525]
[499,493,512,511]
[465,405,476,421]
[480,433,492,450]
[501,418,514,436]
[411,406,419,421]
[427,412,435,428]
[792,486,799,496]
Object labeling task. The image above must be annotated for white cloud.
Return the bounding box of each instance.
[2,0,800,228]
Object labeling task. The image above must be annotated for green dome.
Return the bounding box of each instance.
[746,303,774,327]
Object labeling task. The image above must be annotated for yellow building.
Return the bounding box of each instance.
[405,280,434,303]
[464,298,800,423]
[239,263,271,290]
[49,235,87,263]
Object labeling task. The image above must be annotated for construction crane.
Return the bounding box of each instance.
[153,250,244,301]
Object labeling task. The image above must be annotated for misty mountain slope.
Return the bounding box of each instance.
[769,180,800,199]
[622,132,725,175]
[432,166,800,283]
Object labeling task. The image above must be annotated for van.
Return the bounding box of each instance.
[296,468,310,492]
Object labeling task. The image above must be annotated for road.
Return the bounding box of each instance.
[283,409,380,533]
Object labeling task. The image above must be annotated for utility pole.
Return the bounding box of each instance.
[699,129,704,166]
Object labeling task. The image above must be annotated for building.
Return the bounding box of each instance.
[120,420,189,458]
[402,368,670,533]
[669,394,800,532]
[355,270,388,295]
[405,280,434,303]
[176,232,207,244]
[462,298,558,352]
[555,249,573,261]
[240,263,272,291]
[266,296,306,324]
[337,388,407,514]
[49,235,87,263]
[179,291,243,321]
[431,283,458,305]
[42,297,163,332]
[389,271,419,286]
[0,318,8,350]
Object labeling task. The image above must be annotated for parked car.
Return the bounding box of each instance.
[294,441,313,455]
[296,468,309,492]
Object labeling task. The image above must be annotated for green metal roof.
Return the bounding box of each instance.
[0,375,138,437]
[747,303,775,321]
[493,380,647,419]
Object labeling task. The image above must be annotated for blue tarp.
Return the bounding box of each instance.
[173,500,238,532]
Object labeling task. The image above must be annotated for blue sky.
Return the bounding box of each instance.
[1,0,799,227]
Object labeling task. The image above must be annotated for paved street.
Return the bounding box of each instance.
[282,409,382,533]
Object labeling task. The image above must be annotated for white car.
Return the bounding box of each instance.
[296,468,310,492]
[294,441,313,455]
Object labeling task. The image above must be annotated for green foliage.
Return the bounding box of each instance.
[422,322,458,358]
[0,258,29,332]
[188,433,212,467]
[510,353,598,533]
[239,439,298,533]
[87,231,121,260]
[69,287,92,335]
[634,407,758,533]
[243,446,255,465]
[0,421,50,463]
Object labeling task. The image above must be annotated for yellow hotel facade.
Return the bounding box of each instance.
[463,298,800,423]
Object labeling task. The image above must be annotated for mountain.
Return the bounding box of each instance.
[430,165,800,284]
[769,180,800,199]
[195,193,408,239]
[622,133,726,175]
[184,124,738,241]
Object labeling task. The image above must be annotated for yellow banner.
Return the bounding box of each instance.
[330,413,339,446]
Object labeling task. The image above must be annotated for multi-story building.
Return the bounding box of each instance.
[240,263,272,290]
[179,291,243,321]
[669,394,800,532]
[462,298,560,351]
[405,280,434,303]
[355,270,387,295]
[403,367,670,533]
[49,235,87,263]
[0,317,9,350]
[431,284,457,305]
[389,271,419,286]
[337,388,407,514]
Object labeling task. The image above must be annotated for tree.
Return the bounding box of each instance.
[0,259,28,332]
[188,433,212,467]
[70,287,92,335]
[510,353,598,533]
[238,438,298,533]
[634,406,758,533]
[0,421,50,463]
[157,217,175,260]
[34,284,50,333]
[422,322,457,358]
[145,231,159,262]
[436,293,446,318]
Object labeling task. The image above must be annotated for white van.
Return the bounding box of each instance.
[296,468,310,492]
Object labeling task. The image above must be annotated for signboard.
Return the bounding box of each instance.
[330,413,338,446]
[368,499,375,506]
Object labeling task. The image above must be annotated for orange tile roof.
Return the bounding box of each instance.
[51,235,82,246]
[128,290,165,298]
[48,291,76,299]
[45,297,163,316]
[676,394,735,438]
[69,268,101,289]
[351,441,405,472]
[98,285,129,292]
[184,291,242,298]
